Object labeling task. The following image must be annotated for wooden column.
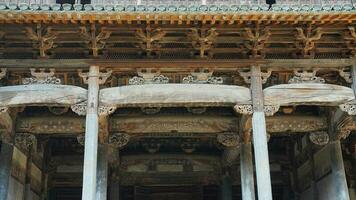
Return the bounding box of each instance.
[240,142,255,200]
[82,66,100,200]
[96,145,108,200]
[221,175,232,200]
[329,140,350,200]
[250,65,273,200]
[0,142,13,200]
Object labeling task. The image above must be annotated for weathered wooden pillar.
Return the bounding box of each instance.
[0,142,13,200]
[96,145,108,200]
[221,174,232,200]
[329,139,350,200]
[82,66,100,200]
[240,142,255,200]
[250,65,273,200]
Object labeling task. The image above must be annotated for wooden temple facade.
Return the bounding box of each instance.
[0,1,356,199]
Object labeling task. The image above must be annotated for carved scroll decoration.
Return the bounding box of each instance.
[77,133,85,146]
[71,103,117,116]
[22,68,61,85]
[108,133,130,148]
[25,25,57,58]
[71,103,87,116]
[79,25,112,57]
[234,105,253,115]
[129,69,169,85]
[238,68,272,84]
[242,27,271,59]
[135,28,166,57]
[188,28,218,58]
[78,69,112,85]
[234,104,279,116]
[217,133,240,147]
[343,27,356,57]
[339,103,356,115]
[0,68,6,80]
[295,27,324,58]
[182,68,223,84]
[309,131,329,145]
[288,69,325,84]
[15,133,36,150]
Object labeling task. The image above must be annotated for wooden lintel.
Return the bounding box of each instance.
[0,59,354,71]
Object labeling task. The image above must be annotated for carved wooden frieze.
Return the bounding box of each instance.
[266,116,327,133]
[111,116,237,134]
[16,117,85,134]
[129,69,169,85]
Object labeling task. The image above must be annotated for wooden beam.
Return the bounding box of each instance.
[0,59,354,71]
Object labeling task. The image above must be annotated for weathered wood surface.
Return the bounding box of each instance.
[0,84,87,107]
[264,83,354,106]
[100,84,251,107]
[1,59,353,70]
[0,111,13,137]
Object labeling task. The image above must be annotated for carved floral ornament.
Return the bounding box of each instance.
[233,104,279,116]
[129,69,169,85]
[108,132,130,148]
[70,103,117,116]
[22,68,61,85]
[182,68,223,84]
[288,68,325,84]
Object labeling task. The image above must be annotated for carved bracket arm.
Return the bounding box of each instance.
[71,103,117,116]
[234,104,279,116]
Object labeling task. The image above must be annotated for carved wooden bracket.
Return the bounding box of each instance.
[288,68,325,84]
[187,28,218,58]
[182,68,223,84]
[22,68,61,85]
[217,133,240,147]
[309,131,329,145]
[343,27,356,58]
[135,27,166,57]
[241,27,271,59]
[238,68,272,84]
[129,69,169,85]
[25,24,57,58]
[234,104,279,116]
[78,68,112,84]
[0,68,6,80]
[339,103,356,115]
[295,27,324,58]
[70,103,116,116]
[79,25,112,57]
[108,132,130,148]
